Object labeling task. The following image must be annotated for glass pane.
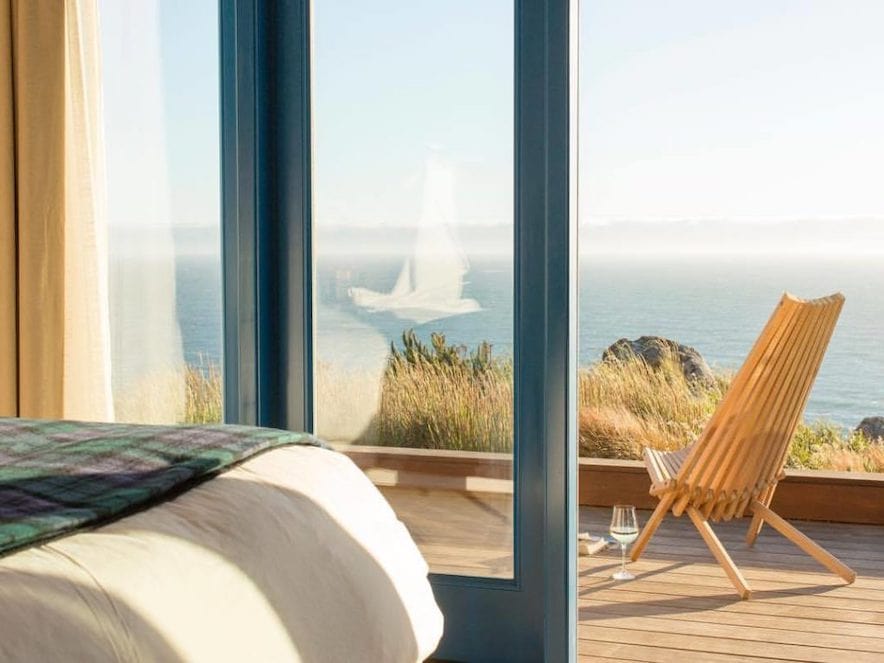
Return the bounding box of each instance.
[313,1,514,577]
[99,1,222,424]
[579,0,883,474]
[577,1,884,641]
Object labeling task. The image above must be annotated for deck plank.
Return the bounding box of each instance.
[381,487,884,662]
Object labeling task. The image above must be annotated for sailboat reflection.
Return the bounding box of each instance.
[349,155,481,324]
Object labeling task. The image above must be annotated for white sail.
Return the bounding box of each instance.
[390,258,413,297]
[349,154,481,324]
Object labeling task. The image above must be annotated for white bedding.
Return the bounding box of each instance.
[0,445,443,662]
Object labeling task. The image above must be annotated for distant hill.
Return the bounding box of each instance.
[578,217,884,256]
[109,224,221,258]
[315,217,884,257]
[107,217,884,258]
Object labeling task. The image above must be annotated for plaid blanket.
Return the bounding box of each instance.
[0,418,323,556]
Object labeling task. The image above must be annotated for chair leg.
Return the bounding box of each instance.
[746,486,776,546]
[687,507,752,599]
[745,511,765,547]
[746,484,777,548]
[750,501,856,583]
[630,494,673,562]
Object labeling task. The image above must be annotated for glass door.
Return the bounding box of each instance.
[100,0,222,425]
[576,2,884,659]
[220,1,577,659]
[311,0,516,580]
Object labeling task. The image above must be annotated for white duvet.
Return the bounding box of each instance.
[0,445,443,662]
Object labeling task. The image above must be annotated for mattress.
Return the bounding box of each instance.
[0,444,443,662]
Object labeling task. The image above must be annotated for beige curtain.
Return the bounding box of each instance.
[0,0,112,421]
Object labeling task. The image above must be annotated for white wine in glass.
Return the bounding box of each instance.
[610,505,639,581]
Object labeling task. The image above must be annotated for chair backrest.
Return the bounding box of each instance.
[674,293,844,519]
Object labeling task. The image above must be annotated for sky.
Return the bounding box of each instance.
[311,0,514,228]
[99,1,884,237]
[582,0,884,223]
[99,0,219,229]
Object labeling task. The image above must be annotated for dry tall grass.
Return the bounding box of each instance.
[315,361,385,444]
[113,350,883,473]
[113,361,223,425]
[578,354,729,459]
[183,363,223,424]
[788,421,884,472]
[367,345,882,473]
[113,370,186,424]
[375,361,513,452]
[576,354,883,472]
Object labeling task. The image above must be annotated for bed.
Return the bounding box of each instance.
[0,419,443,662]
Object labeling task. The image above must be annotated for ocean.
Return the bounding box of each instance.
[172,253,883,429]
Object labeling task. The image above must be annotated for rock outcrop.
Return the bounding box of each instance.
[603,336,714,385]
[855,416,884,442]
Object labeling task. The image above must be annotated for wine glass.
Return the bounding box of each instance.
[610,505,639,581]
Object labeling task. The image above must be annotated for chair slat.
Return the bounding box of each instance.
[708,298,811,498]
[765,298,843,481]
[674,295,801,514]
[749,297,841,501]
[716,298,836,514]
[670,293,844,520]
[721,300,824,498]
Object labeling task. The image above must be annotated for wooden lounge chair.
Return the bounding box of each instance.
[630,292,856,599]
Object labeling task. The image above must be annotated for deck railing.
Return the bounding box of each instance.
[341,446,884,525]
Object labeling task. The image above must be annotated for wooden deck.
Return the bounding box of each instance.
[380,486,884,662]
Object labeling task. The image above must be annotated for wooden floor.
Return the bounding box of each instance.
[380,486,884,662]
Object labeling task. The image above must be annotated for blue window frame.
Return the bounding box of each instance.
[220,1,577,659]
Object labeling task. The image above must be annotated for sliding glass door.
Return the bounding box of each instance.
[221,1,577,659]
[101,0,222,425]
[311,0,515,580]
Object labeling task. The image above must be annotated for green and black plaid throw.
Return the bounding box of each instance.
[0,418,323,556]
